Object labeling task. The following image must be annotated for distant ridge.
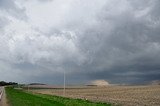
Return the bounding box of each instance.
[87,80,110,86]
[150,80,160,85]
[29,83,46,85]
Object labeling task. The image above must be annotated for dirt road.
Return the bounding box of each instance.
[0,87,8,106]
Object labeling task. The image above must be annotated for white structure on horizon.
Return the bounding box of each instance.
[63,70,66,96]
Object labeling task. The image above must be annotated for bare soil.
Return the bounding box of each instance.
[30,85,160,106]
[0,87,9,106]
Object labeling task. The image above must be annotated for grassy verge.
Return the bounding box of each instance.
[5,87,111,106]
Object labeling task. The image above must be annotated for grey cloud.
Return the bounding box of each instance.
[74,0,160,84]
[37,0,53,2]
[0,0,160,84]
[0,17,9,34]
[0,0,27,20]
[0,17,9,28]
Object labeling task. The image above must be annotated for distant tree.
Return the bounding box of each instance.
[0,81,18,86]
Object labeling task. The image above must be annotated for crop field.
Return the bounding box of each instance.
[30,85,160,106]
[5,87,111,106]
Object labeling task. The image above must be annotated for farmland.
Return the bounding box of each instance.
[30,85,160,106]
[5,87,111,106]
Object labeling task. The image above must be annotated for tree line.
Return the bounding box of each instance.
[0,81,18,86]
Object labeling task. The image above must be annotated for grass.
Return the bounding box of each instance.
[5,87,111,106]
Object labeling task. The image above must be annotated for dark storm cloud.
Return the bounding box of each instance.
[0,0,160,84]
[74,0,160,84]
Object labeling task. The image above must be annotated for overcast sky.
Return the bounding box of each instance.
[0,0,160,85]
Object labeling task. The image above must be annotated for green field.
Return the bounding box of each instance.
[5,87,111,106]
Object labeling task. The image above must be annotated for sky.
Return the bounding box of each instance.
[0,0,160,85]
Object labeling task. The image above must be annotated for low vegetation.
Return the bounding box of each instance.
[5,87,111,106]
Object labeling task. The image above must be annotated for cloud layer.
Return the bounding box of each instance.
[0,0,160,84]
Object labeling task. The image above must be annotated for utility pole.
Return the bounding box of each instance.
[28,84,29,92]
[63,70,66,96]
